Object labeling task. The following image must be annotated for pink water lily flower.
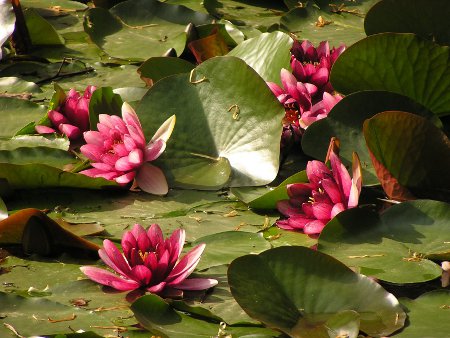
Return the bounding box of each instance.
[299,92,343,129]
[290,40,345,95]
[79,102,175,195]
[277,143,362,235]
[80,224,218,297]
[35,85,96,141]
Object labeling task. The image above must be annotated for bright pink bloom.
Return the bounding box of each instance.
[290,40,345,95]
[267,69,342,149]
[79,102,175,195]
[277,150,362,235]
[35,86,96,141]
[80,224,218,296]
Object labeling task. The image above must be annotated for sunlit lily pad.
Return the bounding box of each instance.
[331,33,450,117]
[364,0,450,45]
[301,91,437,186]
[84,0,213,61]
[137,56,285,189]
[228,246,405,337]
[0,98,46,138]
[319,200,450,283]
[228,31,293,84]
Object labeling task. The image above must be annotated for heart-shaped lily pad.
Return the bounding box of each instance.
[319,200,450,283]
[301,91,436,186]
[136,56,285,189]
[228,31,293,84]
[228,246,405,337]
[330,33,450,117]
[84,0,213,61]
[363,111,450,200]
[364,0,450,45]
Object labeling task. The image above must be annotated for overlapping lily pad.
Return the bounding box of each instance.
[84,0,213,61]
[228,246,405,337]
[331,33,450,117]
[364,111,450,200]
[301,91,437,186]
[0,98,46,138]
[137,56,285,189]
[364,0,450,45]
[397,290,450,337]
[228,31,293,84]
[131,293,282,338]
[319,200,450,283]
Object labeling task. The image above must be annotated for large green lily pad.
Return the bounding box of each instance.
[396,290,450,337]
[84,0,213,61]
[0,98,46,138]
[228,31,293,84]
[319,200,450,283]
[301,91,437,186]
[363,111,450,200]
[330,33,450,117]
[131,293,282,338]
[228,246,405,337]
[137,56,285,189]
[364,0,450,45]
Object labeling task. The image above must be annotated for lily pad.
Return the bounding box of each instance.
[330,33,450,117]
[203,0,286,31]
[363,111,450,200]
[228,246,405,337]
[0,292,117,337]
[24,8,65,45]
[231,170,307,209]
[0,97,46,138]
[397,290,450,337]
[83,0,213,61]
[318,200,450,283]
[131,293,282,338]
[364,0,450,45]
[137,56,195,86]
[301,91,437,186]
[0,77,42,94]
[279,4,370,47]
[193,231,271,270]
[137,56,285,189]
[0,0,15,59]
[88,86,123,129]
[228,31,293,84]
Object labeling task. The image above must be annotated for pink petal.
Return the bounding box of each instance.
[348,152,362,208]
[147,281,167,294]
[145,139,166,162]
[129,265,152,285]
[84,131,104,146]
[287,215,312,229]
[276,200,302,217]
[150,115,176,143]
[306,160,331,185]
[311,67,329,87]
[80,144,104,162]
[102,239,131,276]
[303,220,326,235]
[79,168,118,180]
[91,162,114,171]
[35,125,56,134]
[329,152,352,201]
[321,178,342,204]
[276,219,294,230]
[167,243,205,285]
[59,124,81,140]
[174,278,218,291]
[48,110,69,127]
[80,266,139,291]
[129,148,144,166]
[267,82,285,97]
[287,183,314,199]
[115,171,135,185]
[167,229,185,268]
[148,224,164,248]
[135,163,169,195]
[331,203,345,218]
[311,202,333,221]
[84,85,96,98]
[115,156,135,172]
